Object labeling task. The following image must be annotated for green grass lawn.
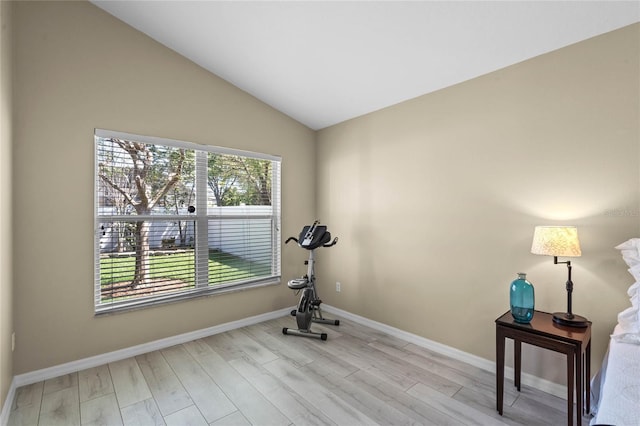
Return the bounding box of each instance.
[100,249,271,302]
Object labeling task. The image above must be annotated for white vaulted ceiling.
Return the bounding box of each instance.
[91,1,640,130]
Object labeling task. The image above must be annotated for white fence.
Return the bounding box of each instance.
[98,206,274,263]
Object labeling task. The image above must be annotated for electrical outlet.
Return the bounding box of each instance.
[336,281,341,292]
[11,332,15,352]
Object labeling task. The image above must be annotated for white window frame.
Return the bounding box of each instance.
[94,129,281,314]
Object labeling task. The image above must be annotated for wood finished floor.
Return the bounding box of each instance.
[8,314,592,426]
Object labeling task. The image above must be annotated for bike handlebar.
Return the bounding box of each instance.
[284,236,338,248]
[323,237,338,248]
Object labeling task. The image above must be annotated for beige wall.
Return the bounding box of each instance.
[316,24,640,385]
[1,0,14,406]
[12,1,315,374]
[7,0,640,394]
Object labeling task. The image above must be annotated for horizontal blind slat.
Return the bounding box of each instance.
[95,131,281,312]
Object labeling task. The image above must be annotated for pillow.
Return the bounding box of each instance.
[629,282,639,301]
[629,264,640,282]
[613,306,640,344]
[616,238,640,267]
[621,250,640,267]
[617,306,640,329]
[613,239,640,344]
[615,238,640,251]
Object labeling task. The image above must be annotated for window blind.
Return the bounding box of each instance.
[95,130,281,313]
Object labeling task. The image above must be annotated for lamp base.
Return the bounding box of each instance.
[552,312,589,328]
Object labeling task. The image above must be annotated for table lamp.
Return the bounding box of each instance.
[531,226,589,327]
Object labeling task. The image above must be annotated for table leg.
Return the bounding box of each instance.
[586,340,591,415]
[567,348,575,426]
[496,327,505,415]
[514,339,521,391]
[576,345,582,426]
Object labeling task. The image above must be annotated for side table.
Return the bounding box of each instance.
[496,310,591,426]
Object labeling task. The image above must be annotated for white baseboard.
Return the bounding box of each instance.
[12,307,292,390]
[321,304,567,399]
[2,304,569,424]
[0,378,16,426]
[1,307,291,425]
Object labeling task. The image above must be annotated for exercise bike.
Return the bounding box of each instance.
[282,221,339,341]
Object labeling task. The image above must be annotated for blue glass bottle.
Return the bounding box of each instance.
[510,272,535,324]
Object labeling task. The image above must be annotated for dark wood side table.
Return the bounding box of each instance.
[496,310,591,426]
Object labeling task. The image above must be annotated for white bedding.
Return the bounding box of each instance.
[591,325,640,426]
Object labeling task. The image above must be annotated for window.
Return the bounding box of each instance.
[94,129,281,314]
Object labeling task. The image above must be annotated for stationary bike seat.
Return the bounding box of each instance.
[288,278,308,290]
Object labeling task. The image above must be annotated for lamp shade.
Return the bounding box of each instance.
[531,226,581,257]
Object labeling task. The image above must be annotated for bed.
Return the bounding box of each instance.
[590,325,640,425]
[590,239,640,425]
